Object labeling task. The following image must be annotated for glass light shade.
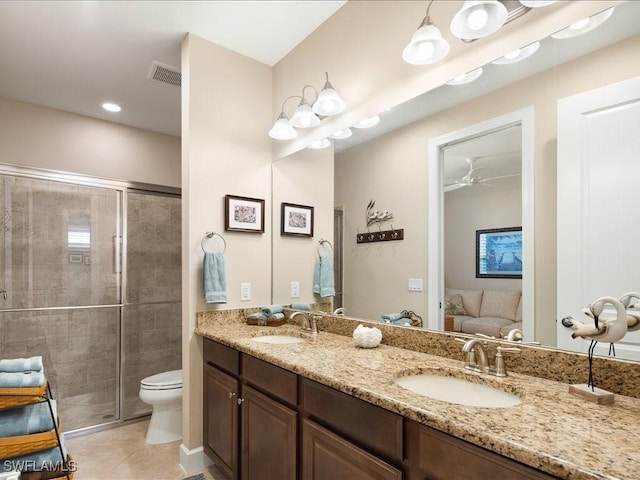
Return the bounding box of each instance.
[446,67,483,85]
[551,8,614,40]
[101,102,121,112]
[402,21,450,65]
[329,128,352,139]
[308,138,331,149]
[290,100,320,128]
[450,1,508,40]
[312,81,346,116]
[519,1,557,7]
[492,42,540,64]
[268,113,297,140]
[353,115,381,129]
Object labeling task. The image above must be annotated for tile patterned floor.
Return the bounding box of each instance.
[65,420,225,480]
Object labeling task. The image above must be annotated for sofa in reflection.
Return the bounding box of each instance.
[444,288,522,338]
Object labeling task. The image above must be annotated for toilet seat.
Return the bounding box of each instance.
[140,369,182,390]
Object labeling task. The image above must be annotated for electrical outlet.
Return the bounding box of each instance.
[240,283,251,301]
[291,281,300,298]
[408,278,423,292]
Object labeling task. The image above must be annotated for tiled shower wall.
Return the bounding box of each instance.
[0,174,181,430]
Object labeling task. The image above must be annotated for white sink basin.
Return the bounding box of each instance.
[395,374,522,408]
[251,335,305,344]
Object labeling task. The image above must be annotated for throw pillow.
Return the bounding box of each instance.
[444,294,466,316]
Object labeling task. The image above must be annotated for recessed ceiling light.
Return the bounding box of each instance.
[101,102,122,113]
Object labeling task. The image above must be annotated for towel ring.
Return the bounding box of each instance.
[201,231,227,254]
[317,238,333,256]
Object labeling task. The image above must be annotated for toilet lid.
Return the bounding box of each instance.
[141,369,182,389]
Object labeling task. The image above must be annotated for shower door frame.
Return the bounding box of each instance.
[0,162,180,434]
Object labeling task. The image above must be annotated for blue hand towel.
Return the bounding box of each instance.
[0,400,57,437]
[267,313,284,320]
[0,371,45,388]
[247,312,267,320]
[203,252,227,304]
[0,356,43,373]
[290,303,311,311]
[9,433,67,470]
[262,304,283,316]
[313,253,335,298]
[381,313,403,322]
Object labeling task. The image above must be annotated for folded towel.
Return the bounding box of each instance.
[313,254,335,298]
[0,400,57,437]
[203,252,227,304]
[262,304,283,316]
[380,313,403,322]
[290,303,311,311]
[7,432,67,469]
[0,371,45,388]
[247,312,266,320]
[0,356,43,373]
[267,313,284,320]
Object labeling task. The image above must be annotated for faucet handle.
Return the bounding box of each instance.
[493,346,521,377]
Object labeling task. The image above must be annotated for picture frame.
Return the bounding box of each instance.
[281,202,314,237]
[225,195,265,233]
[476,227,522,279]
[68,253,83,264]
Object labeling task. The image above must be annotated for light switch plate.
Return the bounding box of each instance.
[291,281,300,298]
[408,278,423,292]
[240,282,251,301]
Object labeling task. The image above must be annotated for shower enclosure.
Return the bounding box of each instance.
[0,165,181,432]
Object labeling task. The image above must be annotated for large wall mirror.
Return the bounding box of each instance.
[272,1,640,360]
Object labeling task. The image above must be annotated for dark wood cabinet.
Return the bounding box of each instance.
[241,384,297,480]
[404,420,557,480]
[203,363,239,480]
[302,418,402,480]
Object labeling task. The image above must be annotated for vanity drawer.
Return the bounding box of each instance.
[301,378,403,463]
[242,353,298,406]
[203,338,239,376]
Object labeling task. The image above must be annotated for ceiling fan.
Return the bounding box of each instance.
[444,153,520,193]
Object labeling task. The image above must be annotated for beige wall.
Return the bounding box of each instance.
[445,176,522,292]
[0,96,180,187]
[272,148,334,305]
[181,33,273,452]
[335,33,640,345]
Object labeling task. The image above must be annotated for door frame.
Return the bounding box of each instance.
[427,107,535,340]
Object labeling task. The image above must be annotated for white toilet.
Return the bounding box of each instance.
[139,369,183,444]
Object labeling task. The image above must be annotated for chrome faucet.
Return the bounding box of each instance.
[461,338,490,373]
[290,311,318,336]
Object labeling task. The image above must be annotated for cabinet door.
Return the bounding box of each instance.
[302,419,402,480]
[204,363,239,480]
[240,384,297,480]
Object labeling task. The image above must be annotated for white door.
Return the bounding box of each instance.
[557,76,640,360]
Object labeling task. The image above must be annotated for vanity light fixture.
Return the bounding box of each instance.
[551,7,614,40]
[329,128,352,140]
[446,67,483,85]
[450,0,508,41]
[269,72,346,140]
[308,138,332,149]
[101,102,121,113]
[352,115,381,129]
[402,0,450,65]
[492,41,540,64]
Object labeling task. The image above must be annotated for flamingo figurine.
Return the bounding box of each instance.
[569,296,628,391]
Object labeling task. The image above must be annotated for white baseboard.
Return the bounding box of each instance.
[179,444,212,475]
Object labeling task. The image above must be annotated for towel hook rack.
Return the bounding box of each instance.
[201,231,227,254]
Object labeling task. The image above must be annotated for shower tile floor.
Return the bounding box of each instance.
[65,420,225,480]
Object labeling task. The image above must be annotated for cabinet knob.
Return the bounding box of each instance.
[229,392,236,399]
[237,398,244,405]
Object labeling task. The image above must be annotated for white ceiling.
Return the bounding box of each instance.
[0,1,346,137]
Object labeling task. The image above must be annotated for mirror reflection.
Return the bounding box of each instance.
[272,1,640,360]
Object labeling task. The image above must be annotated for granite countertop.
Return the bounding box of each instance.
[196,318,640,480]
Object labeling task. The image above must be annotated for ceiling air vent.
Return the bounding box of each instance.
[147,61,181,87]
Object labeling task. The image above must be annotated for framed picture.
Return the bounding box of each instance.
[225,195,265,233]
[476,227,522,279]
[281,202,314,237]
[68,253,83,264]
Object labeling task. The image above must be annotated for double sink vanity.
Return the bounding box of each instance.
[196,309,640,480]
